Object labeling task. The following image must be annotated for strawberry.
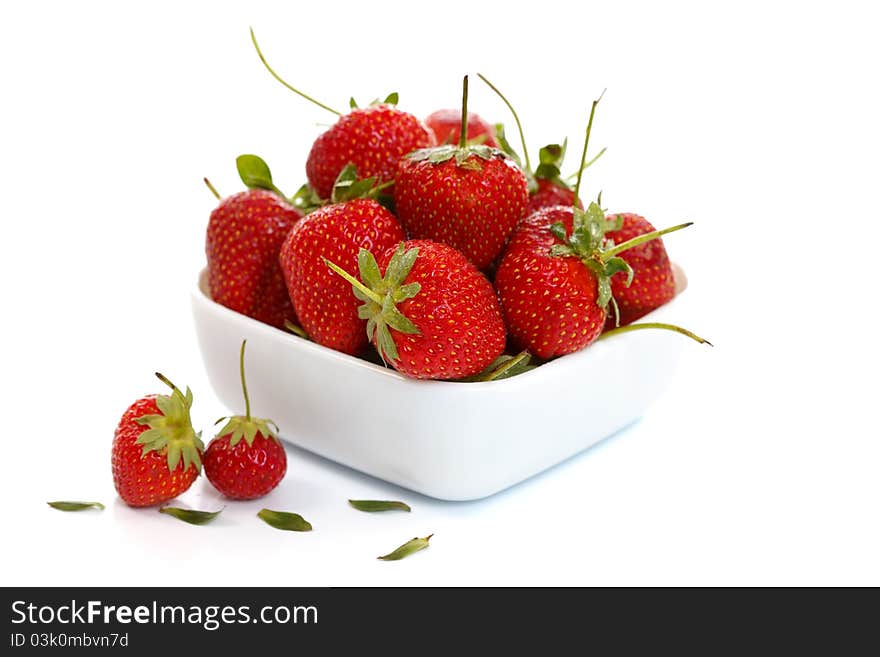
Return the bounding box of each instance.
[394,77,529,270]
[325,240,506,380]
[307,104,435,200]
[495,96,692,358]
[204,340,286,500]
[425,108,498,147]
[250,30,434,200]
[112,374,204,507]
[604,213,677,327]
[478,74,605,215]
[279,171,406,354]
[205,156,302,329]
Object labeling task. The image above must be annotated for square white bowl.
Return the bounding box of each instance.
[192,266,689,501]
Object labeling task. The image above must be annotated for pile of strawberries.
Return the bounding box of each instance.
[204,33,700,384]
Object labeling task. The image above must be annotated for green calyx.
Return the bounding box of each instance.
[548,199,693,317]
[407,74,508,171]
[214,340,279,448]
[349,92,399,109]
[322,244,422,365]
[329,164,392,204]
[134,373,204,474]
[406,143,506,169]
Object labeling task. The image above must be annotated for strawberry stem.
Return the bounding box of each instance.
[459,75,469,150]
[322,257,384,305]
[572,90,605,210]
[250,28,342,117]
[598,322,713,346]
[601,222,693,260]
[477,73,532,172]
[154,372,179,394]
[239,340,251,421]
[565,147,607,182]
[203,177,221,200]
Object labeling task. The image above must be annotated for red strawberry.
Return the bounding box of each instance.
[307,104,435,200]
[279,186,405,354]
[495,95,693,358]
[249,30,434,200]
[478,74,603,215]
[395,77,529,270]
[604,213,677,327]
[324,240,506,380]
[112,374,204,507]
[527,178,580,215]
[205,156,302,330]
[204,340,286,500]
[425,108,498,147]
[497,201,693,358]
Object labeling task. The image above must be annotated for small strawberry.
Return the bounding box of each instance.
[425,108,498,147]
[204,340,286,500]
[205,155,302,329]
[604,213,677,327]
[279,168,406,354]
[495,97,692,359]
[112,374,204,507]
[478,74,606,215]
[395,76,529,270]
[251,30,434,200]
[324,240,506,380]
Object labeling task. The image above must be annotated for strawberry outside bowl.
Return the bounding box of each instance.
[192,266,690,501]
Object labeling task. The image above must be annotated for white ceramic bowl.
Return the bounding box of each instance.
[192,267,689,501]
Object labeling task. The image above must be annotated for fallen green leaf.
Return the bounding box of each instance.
[257,508,312,532]
[378,534,433,561]
[47,501,104,512]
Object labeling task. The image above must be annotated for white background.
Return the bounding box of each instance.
[1,0,877,586]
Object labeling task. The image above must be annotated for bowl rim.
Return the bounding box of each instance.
[193,265,687,391]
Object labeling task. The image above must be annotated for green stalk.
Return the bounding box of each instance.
[250,28,342,116]
[459,76,469,149]
[602,222,693,260]
[239,340,251,421]
[477,73,532,172]
[322,257,384,305]
[572,90,605,210]
[598,322,712,346]
[203,177,221,200]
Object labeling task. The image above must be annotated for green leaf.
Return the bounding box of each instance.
[349,96,358,109]
[358,249,383,289]
[549,222,568,242]
[604,256,634,286]
[377,534,433,561]
[166,442,182,471]
[549,244,574,257]
[393,282,421,303]
[597,276,613,310]
[47,501,104,512]
[349,500,411,512]
[383,92,399,105]
[383,301,419,335]
[257,509,312,532]
[534,141,567,183]
[236,154,276,191]
[290,183,324,213]
[374,323,399,363]
[493,123,523,166]
[384,245,419,287]
[159,506,223,526]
